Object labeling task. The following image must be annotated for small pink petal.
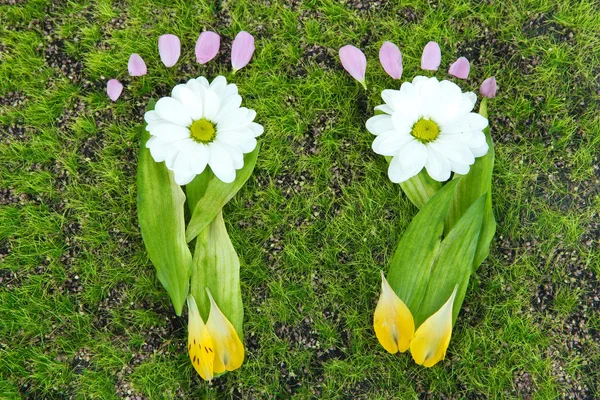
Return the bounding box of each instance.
[195,31,220,64]
[480,76,497,98]
[448,57,470,79]
[379,41,403,79]
[106,79,123,101]
[128,53,147,76]
[421,41,441,71]
[158,34,180,67]
[339,45,367,87]
[231,31,255,71]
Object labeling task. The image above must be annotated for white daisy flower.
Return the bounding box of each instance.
[144,76,263,185]
[366,76,489,183]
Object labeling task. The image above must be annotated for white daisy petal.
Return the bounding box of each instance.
[388,155,417,183]
[464,92,477,108]
[366,115,394,136]
[203,88,220,121]
[218,108,249,131]
[392,112,416,134]
[470,142,490,157]
[214,95,243,123]
[174,152,193,177]
[442,113,488,134]
[186,79,205,100]
[171,138,198,152]
[175,171,197,186]
[238,137,257,153]
[424,146,451,182]
[144,110,160,124]
[219,141,244,169]
[249,122,264,137]
[397,139,427,177]
[172,85,203,120]
[147,122,191,142]
[411,75,430,88]
[241,109,257,126]
[155,97,192,127]
[372,131,413,156]
[466,131,487,150]
[222,83,239,99]
[146,137,166,160]
[430,141,475,165]
[188,143,210,175]
[208,142,236,183]
[374,104,394,114]
[448,160,471,175]
[210,76,227,98]
[196,76,210,88]
[164,146,179,170]
[218,129,253,146]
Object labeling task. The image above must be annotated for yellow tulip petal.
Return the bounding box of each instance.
[187,294,215,381]
[373,271,415,353]
[205,289,245,373]
[410,286,458,367]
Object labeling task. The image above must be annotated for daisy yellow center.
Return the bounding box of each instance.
[411,119,440,143]
[190,119,216,143]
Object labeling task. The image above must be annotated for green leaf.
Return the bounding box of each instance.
[446,98,496,271]
[185,145,260,242]
[387,179,459,313]
[137,128,191,316]
[399,168,442,209]
[190,211,243,337]
[413,194,486,327]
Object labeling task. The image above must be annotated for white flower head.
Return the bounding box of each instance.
[366,76,489,183]
[144,76,264,185]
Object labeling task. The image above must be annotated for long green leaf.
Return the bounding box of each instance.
[446,98,496,271]
[191,210,243,337]
[413,194,486,327]
[387,179,459,313]
[137,128,192,316]
[185,145,260,242]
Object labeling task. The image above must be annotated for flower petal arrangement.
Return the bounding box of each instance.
[366,76,489,183]
[339,40,498,367]
[108,30,261,381]
[144,76,263,185]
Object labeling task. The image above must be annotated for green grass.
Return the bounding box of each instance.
[1,0,599,398]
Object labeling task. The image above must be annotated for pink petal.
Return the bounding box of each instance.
[339,45,367,87]
[158,34,180,67]
[421,41,441,71]
[448,57,470,79]
[231,31,255,71]
[480,76,497,98]
[195,31,220,64]
[379,41,402,79]
[106,79,123,101]
[128,53,147,76]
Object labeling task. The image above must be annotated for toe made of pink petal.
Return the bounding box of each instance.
[448,57,470,79]
[339,45,367,83]
[128,53,147,76]
[379,41,403,79]
[158,34,181,67]
[231,31,255,71]
[480,76,497,98]
[107,79,123,101]
[421,41,441,71]
[195,31,220,64]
